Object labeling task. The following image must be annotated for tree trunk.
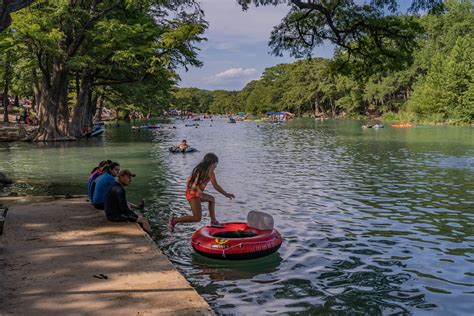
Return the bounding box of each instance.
[58,73,69,135]
[2,50,11,123]
[123,109,130,122]
[89,92,98,123]
[95,92,104,122]
[2,82,9,123]
[329,96,336,117]
[32,67,41,112]
[35,81,61,141]
[71,73,94,138]
[34,62,73,141]
[314,94,320,117]
[75,73,80,100]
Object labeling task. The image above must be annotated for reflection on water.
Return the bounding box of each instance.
[0,118,473,315]
[191,252,283,281]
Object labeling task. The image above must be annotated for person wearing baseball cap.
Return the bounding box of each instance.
[118,169,135,178]
[116,169,145,209]
[104,169,151,234]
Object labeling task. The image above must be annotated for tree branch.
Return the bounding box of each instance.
[67,0,122,57]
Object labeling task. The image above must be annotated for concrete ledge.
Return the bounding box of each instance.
[0,197,214,315]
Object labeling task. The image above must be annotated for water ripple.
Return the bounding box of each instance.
[0,118,472,315]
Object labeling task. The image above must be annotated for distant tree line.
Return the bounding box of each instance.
[173,1,473,124]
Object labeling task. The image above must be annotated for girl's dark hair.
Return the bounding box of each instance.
[91,159,113,174]
[103,162,120,173]
[101,160,112,168]
[91,160,108,174]
[188,153,218,187]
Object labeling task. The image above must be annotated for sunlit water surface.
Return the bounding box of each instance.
[1,118,473,315]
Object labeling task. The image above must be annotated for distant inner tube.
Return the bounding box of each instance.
[169,146,197,153]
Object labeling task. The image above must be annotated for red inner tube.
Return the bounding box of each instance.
[191,222,283,260]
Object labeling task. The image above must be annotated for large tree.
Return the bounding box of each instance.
[68,1,205,136]
[0,0,33,123]
[8,0,205,140]
[11,1,127,140]
[238,0,444,74]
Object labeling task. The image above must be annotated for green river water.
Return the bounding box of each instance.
[0,118,473,315]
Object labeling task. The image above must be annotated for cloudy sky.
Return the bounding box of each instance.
[176,0,333,91]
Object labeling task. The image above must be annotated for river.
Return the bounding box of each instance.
[1,118,473,315]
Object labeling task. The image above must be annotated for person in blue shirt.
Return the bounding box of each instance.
[87,160,111,201]
[92,162,120,209]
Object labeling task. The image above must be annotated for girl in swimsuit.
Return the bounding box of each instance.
[168,153,235,232]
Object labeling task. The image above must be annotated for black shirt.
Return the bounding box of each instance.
[104,182,138,222]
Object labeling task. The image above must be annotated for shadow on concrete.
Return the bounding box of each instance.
[0,198,213,315]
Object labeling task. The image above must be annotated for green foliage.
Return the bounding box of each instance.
[208,90,238,114]
[172,1,472,125]
[174,58,368,117]
[382,111,418,123]
[240,0,438,75]
[408,1,474,123]
[1,0,472,127]
[2,0,206,120]
[81,1,207,113]
[172,87,212,113]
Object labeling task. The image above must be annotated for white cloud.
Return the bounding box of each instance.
[215,67,257,79]
[201,67,260,89]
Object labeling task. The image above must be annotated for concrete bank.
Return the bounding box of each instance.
[0,197,214,315]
